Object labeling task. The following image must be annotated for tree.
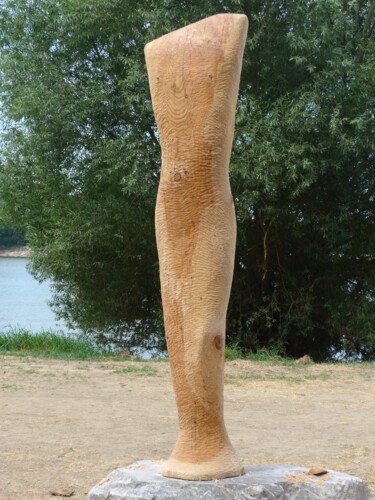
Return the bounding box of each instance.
[0,0,374,358]
[0,0,163,349]
[0,226,25,247]
[227,0,375,360]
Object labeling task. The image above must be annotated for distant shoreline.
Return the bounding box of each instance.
[0,246,31,258]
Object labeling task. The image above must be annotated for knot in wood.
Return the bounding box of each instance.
[214,335,223,350]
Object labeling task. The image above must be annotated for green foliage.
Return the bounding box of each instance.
[0,200,26,247]
[227,0,375,361]
[0,227,25,247]
[0,0,374,359]
[0,0,163,349]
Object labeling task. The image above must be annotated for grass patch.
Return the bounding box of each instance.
[0,328,168,364]
[225,372,330,384]
[116,365,158,376]
[225,345,295,365]
[0,328,166,362]
[1,383,21,391]
[225,345,244,361]
[0,328,109,360]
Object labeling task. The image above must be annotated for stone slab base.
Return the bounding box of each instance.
[88,460,370,499]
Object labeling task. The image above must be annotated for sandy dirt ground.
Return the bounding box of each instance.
[0,356,374,499]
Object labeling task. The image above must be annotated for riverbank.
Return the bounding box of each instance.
[0,246,31,257]
[0,355,374,499]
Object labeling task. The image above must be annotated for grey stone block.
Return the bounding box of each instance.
[88,460,370,499]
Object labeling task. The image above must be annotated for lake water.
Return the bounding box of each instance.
[0,257,161,358]
[0,257,70,333]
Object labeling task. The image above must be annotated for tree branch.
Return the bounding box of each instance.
[147,125,159,148]
[363,0,375,35]
[355,0,360,34]
[261,215,276,293]
[368,19,375,37]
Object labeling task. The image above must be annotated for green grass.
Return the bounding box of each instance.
[225,345,295,365]
[225,346,375,367]
[0,328,168,361]
[0,328,111,360]
[0,383,21,391]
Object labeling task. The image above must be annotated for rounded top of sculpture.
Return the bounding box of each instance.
[144,13,248,58]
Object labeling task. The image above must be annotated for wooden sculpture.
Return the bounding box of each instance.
[145,13,248,480]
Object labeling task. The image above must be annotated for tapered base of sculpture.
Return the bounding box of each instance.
[161,430,244,480]
[162,448,244,481]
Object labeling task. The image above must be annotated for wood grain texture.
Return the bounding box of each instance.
[145,13,248,480]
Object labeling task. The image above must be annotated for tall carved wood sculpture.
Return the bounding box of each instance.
[145,13,248,480]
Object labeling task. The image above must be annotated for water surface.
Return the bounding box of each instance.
[0,257,70,333]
